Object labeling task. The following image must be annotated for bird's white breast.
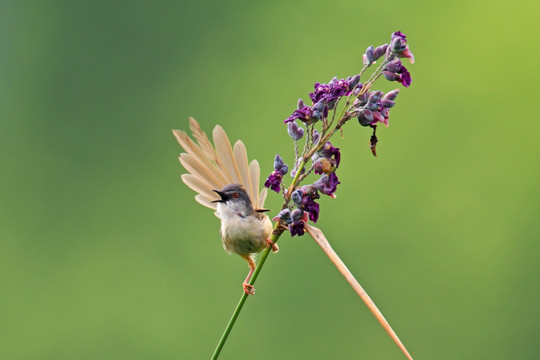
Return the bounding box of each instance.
[217,203,270,256]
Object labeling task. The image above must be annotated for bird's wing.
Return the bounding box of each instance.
[173,117,264,210]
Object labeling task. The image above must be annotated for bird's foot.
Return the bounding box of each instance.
[266,238,279,253]
[243,282,255,295]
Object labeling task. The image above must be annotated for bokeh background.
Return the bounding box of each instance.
[1,1,538,359]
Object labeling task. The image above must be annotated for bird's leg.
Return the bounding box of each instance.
[241,255,257,295]
[266,238,279,253]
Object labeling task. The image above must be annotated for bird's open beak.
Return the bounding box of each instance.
[211,189,226,203]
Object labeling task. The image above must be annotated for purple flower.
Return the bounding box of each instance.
[398,66,412,87]
[383,59,412,88]
[309,82,331,103]
[285,105,314,124]
[327,77,351,109]
[329,78,350,99]
[391,31,415,64]
[313,173,340,196]
[290,221,305,236]
[299,185,320,222]
[318,142,341,168]
[264,171,283,193]
[308,77,352,111]
[304,199,320,222]
[265,155,288,193]
[291,186,320,223]
[313,158,336,175]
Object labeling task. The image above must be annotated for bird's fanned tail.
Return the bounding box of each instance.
[173,117,265,211]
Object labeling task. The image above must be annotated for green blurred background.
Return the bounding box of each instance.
[1,0,538,359]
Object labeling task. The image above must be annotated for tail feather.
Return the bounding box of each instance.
[195,194,216,210]
[173,118,266,211]
[233,140,255,206]
[249,160,261,207]
[173,129,230,186]
[179,153,225,190]
[181,174,218,201]
[258,188,268,210]
[188,117,220,164]
[213,126,243,184]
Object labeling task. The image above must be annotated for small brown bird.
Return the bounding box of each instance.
[173,118,275,295]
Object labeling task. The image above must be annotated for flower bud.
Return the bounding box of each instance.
[381,99,395,108]
[313,129,320,145]
[287,121,304,141]
[368,91,383,104]
[273,154,288,174]
[291,208,304,221]
[373,44,388,60]
[291,189,303,205]
[313,101,325,112]
[391,31,407,53]
[297,98,305,109]
[390,31,414,63]
[363,46,375,66]
[383,89,400,101]
[383,71,397,81]
[357,109,373,126]
[274,208,293,224]
[348,75,360,88]
[385,58,402,73]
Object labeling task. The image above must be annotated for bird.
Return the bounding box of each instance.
[172,118,276,295]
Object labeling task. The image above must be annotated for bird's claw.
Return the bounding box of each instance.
[243,282,255,295]
[266,238,279,253]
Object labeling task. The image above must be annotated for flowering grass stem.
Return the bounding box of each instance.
[211,30,415,360]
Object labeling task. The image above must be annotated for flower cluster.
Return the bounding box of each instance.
[265,31,414,236]
[273,208,306,236]
[355,89,400,127]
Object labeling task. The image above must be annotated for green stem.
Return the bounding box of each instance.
[210,228,282,360]
[211,159,308,359]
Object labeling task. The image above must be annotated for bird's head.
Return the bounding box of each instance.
[212,184,254,216]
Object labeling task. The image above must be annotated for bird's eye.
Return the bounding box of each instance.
[232,192,239,198]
